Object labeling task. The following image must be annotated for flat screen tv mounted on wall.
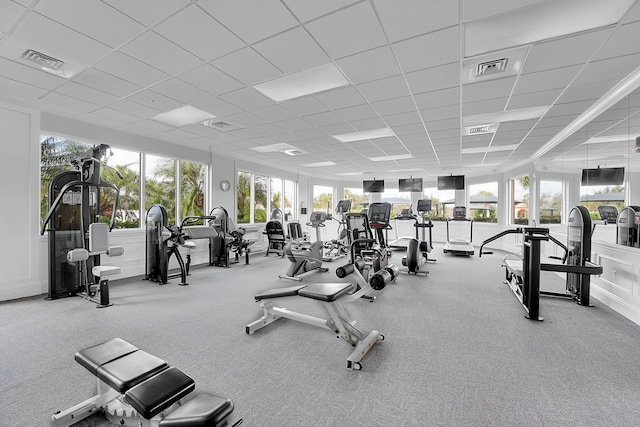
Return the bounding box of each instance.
[437,175,465,190]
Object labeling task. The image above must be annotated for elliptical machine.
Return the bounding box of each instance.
[402,199,434,275]
[279,211,329,281]
[324,199,351,261]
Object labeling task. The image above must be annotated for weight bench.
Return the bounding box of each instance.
[52,338,238,427]
[245,282,385,371]
[503,254,524,289]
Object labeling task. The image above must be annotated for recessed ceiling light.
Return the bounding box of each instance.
[253,63,349,102]
[302,161,336,167]
[461,144,518,154]
[250,143,297,153]
[585,134,639,144]
[369,154,413,162]
[333,128,396,143]
[463,106,548,127]
[151,106,215,127]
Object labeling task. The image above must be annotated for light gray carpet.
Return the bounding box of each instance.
[1,248,639,426]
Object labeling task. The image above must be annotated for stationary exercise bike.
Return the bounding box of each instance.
[279,211,329,281]
[402,199,434,275]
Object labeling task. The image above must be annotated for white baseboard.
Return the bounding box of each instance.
[591,284,640,326]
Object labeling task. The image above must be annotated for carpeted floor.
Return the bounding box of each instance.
[1,247,640,426]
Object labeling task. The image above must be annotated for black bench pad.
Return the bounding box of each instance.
[124,366,195,419]
[97,350,168,393]
[298,283,354,302]
[159,393,234,427]
[75,338,139,375]
[254,285,306,301]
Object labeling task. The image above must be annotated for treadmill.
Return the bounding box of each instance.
[389,207,417,250]
[443,206,474,256]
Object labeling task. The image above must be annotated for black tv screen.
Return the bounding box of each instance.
[399,178,423,192]
[437,175,465,190]
[581,167,624,186]
[363,179,384,193]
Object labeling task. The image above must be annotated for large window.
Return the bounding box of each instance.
[468,182,498,223]
[423,187,454,219]
[284,179,295,221]
[509,175,529,225]
[381,189,410,218]
[238,170,294,223]
[344,187,367,213]
[539,180,563,224]
[254,175,268,222]
[146,155,176,223]
[313,185,333,216]
[270,177,282,211]
[580,184,625,221]
[237,171,252,224]
[180,160,206,220]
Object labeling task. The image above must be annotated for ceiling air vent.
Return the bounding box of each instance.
[21,49,64,70]
[200,119,245,131]
[475,58,508,77]
[281,148,306,156]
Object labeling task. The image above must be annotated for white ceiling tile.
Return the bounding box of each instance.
[463,0,547,22]
[221,112,267,127]
[73,68,142,97]
[463,77,516,103]
[253,26,328,74]
[294,128,329,139]
[0,57,65,90]
[305,2,387,59]
[507,89,561,109]
[154,5,246,62]
[149,78,211,104]
[371,96,416,116]
[425,118,459,132]
[521,27,614,74]
[132,118,175,132]
[314,86,366,110]
[420,105,460,121]
[252,104,297,122]
[350,117,387,130]
[572,54,640,86]
[392,26,460,73]
[41,92,100,112]
[10,11,112,65]
[303,111,343,127]
[282,0,361,23]
[357,75,410,103]
[107,98,159,118]
[212,47,282,86]
[373,0,458,43]
[94,52,170,87]
[414,87,459,110]
[53,81,120,106]
[334,104,378,122]
[0,75,48,99]
[218,87,275,110]
[192,96,243,118]
[92,107,141,123]
[281,96,330,116]
[246,123,287,137]
[514,65,582,94]
[120,31,204,76]
[384,111,422,127]
[462,97,508,116]
[594,20,640,60]
[320,122,355,135]
[0,0,25,33]
[125,90,184,112]
[559,80,617,104]
[336,46,400,85]
[274,117,314,132]
[178,64,243,97]
[199,0,298,44]
[34,0,144,48]
[102,0,191,27]
[406,63,459,94]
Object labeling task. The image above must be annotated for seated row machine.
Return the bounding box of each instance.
[52,338,239,427]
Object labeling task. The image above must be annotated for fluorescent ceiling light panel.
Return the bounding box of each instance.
[152,106,215,127]
[369,154,413,162]
[461,144,518,154]
[585,134,639,144]
[333,128,396,143]
[302,161,337,167]
[253,63,349,102]
[388,168,423,173]
[335,172,364,176]
[250,142,296,153]
[465,0,635,57]
[463,106,548,127]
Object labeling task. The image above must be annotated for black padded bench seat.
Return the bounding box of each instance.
[53,338,238,427]
[504,258,524,277]
[298,283,355,302]
[254,284,306,301]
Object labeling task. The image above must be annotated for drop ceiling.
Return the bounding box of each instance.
[2,0,640,181]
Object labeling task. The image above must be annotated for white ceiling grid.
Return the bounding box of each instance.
[0,0,639,179]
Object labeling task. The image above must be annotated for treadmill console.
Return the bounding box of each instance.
[452,206,467,220]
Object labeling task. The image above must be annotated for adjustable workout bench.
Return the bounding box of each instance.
[52,338,239,427]
[246,282,385,371]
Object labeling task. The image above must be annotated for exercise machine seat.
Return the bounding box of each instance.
[124,366,195,419]
[97,350,168,393]
[503,257,524,278]
[298,283,355,302]
[159,393,234,427]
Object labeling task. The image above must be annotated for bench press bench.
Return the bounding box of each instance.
[52,338,238,427]
[246,282,385,371]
